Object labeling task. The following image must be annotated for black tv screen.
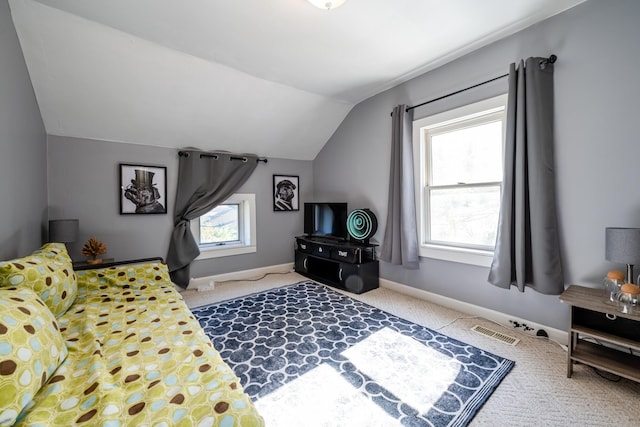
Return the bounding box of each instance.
[304,203,348,240]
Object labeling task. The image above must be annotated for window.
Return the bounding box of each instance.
[200,204,239,245]
[191,193,256,259]
[413,95,506,266]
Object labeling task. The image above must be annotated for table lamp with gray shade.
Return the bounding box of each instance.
[605,227,640,284]
[48,219,79,245]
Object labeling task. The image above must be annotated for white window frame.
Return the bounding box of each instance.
[412,95,507,267]
[191,193,257,260]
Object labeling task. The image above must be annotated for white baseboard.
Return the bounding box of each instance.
[189,265,567,344]
[380,278,568,345]
[187,262,294,290]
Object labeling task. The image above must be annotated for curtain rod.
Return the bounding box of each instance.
[178,150,268,164]
[392,54,557,116]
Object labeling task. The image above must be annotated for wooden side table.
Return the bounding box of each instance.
[72,257,164,271]
[559,285,640,383]
[72,258,115,270]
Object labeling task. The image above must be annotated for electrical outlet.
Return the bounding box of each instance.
[508,319,549,339]
[508,319,535,333]
[197,280,215,292]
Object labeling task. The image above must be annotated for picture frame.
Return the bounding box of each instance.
[119,163,167,215]
[273,175,299,211]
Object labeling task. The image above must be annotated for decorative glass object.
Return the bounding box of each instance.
[603,270,625,304]
[617,283,640,314]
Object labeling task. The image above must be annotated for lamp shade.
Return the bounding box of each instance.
[49,219,79,243]
[605,227,640,264]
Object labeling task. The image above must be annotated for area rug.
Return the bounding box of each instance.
[191,281,514,427]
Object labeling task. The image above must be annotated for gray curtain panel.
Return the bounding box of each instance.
[380,105,420,269]
[488,57,564,294]
[166,150,258,287]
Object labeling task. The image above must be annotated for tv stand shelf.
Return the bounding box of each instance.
[559,285,640,383]
[294,236,379,294]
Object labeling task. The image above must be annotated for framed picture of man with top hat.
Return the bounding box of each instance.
[119,164,167,214]
[273,174,299,211]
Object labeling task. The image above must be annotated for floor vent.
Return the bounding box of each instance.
[471,325,520,346]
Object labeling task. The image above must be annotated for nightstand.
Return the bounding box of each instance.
[72,257,164,271]
[559,285,640,383]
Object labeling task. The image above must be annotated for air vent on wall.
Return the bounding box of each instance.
[471,325,520,346]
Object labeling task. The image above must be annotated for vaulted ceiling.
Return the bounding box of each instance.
[9,0,585,160]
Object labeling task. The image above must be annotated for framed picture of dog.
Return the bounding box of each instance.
[119,164,167,214]
[273,175,299,211]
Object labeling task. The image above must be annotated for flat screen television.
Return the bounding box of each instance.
[304,202,348,240]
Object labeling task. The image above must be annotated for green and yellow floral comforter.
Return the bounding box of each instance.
[1,246,263,426]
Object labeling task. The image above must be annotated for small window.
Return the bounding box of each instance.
[413,95,506,266]
[200,204,240,245]
[191,193,256,259]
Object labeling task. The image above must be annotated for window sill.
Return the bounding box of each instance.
[195,244,256,260]
[419,244,493,267]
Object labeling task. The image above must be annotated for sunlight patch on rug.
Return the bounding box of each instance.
[255,364,399,427]
[343,327,461,414]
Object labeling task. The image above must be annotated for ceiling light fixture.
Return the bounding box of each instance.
[307,0,347,10]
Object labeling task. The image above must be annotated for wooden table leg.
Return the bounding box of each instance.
[567,308,575,378]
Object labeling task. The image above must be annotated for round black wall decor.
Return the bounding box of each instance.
[346,209,377,243]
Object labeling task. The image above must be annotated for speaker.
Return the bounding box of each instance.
[346,209,377,244]
[344,275,365,294]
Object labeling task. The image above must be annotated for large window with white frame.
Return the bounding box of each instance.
[190,193,256,259]
[413,95,506,267]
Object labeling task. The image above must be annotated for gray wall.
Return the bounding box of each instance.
[0,1,47,260]
[314,0,640,331]
[47,135,312,277]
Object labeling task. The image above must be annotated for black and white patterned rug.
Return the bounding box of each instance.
[191,281,514,427]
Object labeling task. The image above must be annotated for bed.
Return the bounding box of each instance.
[0,243,263,426]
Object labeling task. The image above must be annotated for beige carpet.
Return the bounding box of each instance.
[180,273,640,426]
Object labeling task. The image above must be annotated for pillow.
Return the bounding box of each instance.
[0,287,68,426]
[0,244,77,318]
[31,243,73,265]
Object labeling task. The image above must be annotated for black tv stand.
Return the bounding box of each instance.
[294,236,379,294]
